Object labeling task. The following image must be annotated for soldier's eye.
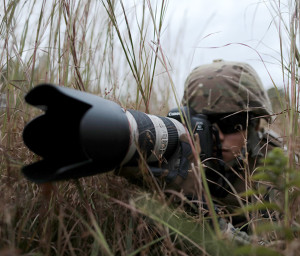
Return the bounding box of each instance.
[214,112,249,134]
[234,124,243,131]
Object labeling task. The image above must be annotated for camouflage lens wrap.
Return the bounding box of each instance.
[182,60,272,118]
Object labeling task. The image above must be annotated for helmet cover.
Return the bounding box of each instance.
[182,60,272,118]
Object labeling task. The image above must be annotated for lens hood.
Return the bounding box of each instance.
[23,84,130,183]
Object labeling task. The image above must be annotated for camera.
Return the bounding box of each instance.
[22,84,215,184]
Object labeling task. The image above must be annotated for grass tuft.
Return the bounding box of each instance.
[0,0,300,255]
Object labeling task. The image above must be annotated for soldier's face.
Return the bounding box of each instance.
[216,126,246,162]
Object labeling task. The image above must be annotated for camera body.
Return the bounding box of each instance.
[22,84,215,184]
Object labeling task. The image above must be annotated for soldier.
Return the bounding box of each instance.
[117,59,282,244]
[180,60,282,226]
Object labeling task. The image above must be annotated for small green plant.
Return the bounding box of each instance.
[253,148,300,230]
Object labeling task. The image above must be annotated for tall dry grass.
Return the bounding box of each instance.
[0,0,299,255]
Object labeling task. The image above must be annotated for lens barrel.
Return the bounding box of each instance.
[22,84,185,183]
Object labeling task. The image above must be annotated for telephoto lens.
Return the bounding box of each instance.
[22,84,186,183]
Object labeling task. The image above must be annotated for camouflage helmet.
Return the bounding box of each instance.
[182,60,272,118]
